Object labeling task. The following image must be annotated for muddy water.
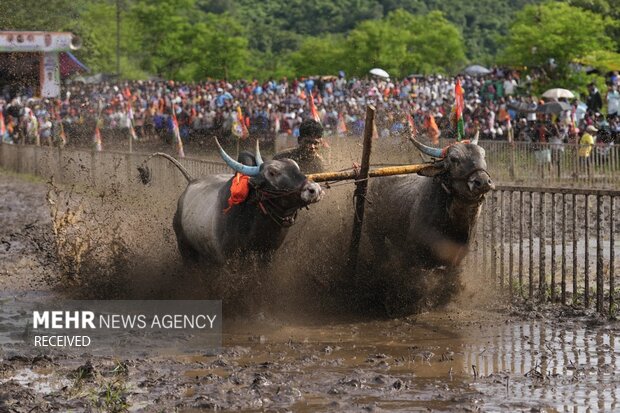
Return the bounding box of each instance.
[2,303,619,411]
[2,171,620,412]
[169,311,617,412]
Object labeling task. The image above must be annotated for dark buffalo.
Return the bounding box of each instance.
[366,133,494,270]
[139,140,323,264]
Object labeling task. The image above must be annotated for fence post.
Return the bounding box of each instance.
[596,194,603,314]
[561,193,567,305]
[572,194,578,305]
[584,195,590,308]
[539,192,546,302]
[529,191,534,299]
[610,196,615,316]
[551,193,556,302]
[519,191,524,296]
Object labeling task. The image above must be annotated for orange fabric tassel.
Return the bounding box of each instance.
[223,173,250,213]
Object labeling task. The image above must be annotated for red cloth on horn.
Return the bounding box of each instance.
[223,173,250,213]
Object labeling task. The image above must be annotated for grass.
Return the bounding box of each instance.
[0,166,46,183]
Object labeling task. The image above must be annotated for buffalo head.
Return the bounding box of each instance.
[216,139,323,222]
[410,132,494,201]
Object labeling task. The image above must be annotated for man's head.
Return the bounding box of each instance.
[298,119,323,155]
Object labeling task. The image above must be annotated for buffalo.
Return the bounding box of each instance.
[366,132,494,270]
[139,140,323,265]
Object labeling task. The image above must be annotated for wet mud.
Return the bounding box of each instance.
[1,170,619,412]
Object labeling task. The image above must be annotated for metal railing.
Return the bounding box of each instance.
[0,144,229,190]
[322,137,620,188]
[469,186,619,315]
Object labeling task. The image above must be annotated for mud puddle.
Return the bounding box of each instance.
[2,170,620,412]
[2,301,619,412]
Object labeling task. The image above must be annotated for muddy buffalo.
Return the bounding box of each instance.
[367,133,494,269]
[139,141,323,264]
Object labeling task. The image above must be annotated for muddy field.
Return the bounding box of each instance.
[1,170,619,412]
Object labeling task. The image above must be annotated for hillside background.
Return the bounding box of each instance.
[1,0,619,81]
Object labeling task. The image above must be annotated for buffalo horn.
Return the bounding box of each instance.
[255,139,264,166]
[408,135,444,158]
[470,129,479,145]
[215,138,260,176]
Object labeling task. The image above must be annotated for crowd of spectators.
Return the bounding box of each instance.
[1,70,619,159]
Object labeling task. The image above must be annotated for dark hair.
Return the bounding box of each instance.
[299,119,323,141]
[237,152,257,166]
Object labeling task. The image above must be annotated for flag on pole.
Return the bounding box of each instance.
[58,121,67,147]
[0,111,6,138]
[453,79,465,141]
[231,106,249,139]
[424,114,440,145]
[171,106,185,158]
[406,113,417,137]
[309,93,321,123]
[337,112,347,135]
[126,101,138,141]
[94,120,103,151]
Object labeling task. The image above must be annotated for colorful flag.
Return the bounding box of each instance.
[171,107,185,158]
[309,93,321,123]
[94,120,103,151]
[337,112,347,135]
[424,114,440,145]
[0,111,6,137]
[453,79,465,141]
[58,122,67,146]
[406,113,417,137]
[126,101,138,141]
[232,106,249,139]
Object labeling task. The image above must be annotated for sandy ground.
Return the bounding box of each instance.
[1,171,619,412]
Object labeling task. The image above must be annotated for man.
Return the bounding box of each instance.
[587,83,603,114]
[579,125,597,176]
[273,118,326,173]
[606,85,620,120]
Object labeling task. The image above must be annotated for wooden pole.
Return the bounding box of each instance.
[306,163,434,183]
[347,105,375,273]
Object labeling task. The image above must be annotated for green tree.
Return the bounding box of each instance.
[501,2,615,78]
[129,0,196,78]
[344,9,465,77]
[190,13,249,80]
[290,35,346,76]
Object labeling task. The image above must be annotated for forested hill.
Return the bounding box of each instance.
[2,0,619,83]
[203,0,542,61]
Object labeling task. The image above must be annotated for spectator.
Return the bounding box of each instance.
[587,82,603,114]
[579,125,597,176]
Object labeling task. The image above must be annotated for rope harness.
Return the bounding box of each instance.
[437,167,492,202]
[223,174,309,228]
[251,180,309,228]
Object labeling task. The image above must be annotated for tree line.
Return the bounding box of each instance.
[1,0,619,84]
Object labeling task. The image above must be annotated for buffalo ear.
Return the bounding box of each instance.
[417,162,445,177]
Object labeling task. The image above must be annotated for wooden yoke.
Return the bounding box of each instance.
[306,163,435,183]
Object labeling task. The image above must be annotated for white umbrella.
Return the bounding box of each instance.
[542,88,575,99]
[463,65,491,76]
[369,68,390,79]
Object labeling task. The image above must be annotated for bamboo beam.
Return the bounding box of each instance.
[307,163,435,183]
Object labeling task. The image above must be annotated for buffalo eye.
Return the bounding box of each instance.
[267,168,280,179]
[449,156,460,165]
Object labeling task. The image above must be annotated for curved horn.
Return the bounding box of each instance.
[215,138,260,176]
[408,135,444,158]
[255,139,264,166]
[470,129,480,145]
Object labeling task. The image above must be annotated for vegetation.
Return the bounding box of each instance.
[1,0,619,85]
